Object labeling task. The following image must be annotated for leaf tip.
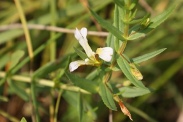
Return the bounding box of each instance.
[118,100,133,121]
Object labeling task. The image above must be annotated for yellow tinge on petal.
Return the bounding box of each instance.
[69,59,96,72]
[96,47,113,62]
[70,27,114,72]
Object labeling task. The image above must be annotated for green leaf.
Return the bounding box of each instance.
[117,56,145,88]
[7,79,29,101]
[113,0,124,8]
[78,92,83,122]
[65,72,97,93]
[20,117,27,122]
[106,33,114,49]
[128,26,151,40]
[0,77,6,86]
[82,101,97,121]
[113,5,124,51]
[0,55,10,70]
[74,47,88,60]
[86,69,99,80]
[129,13,150,25]
[33,61,54,78]
[0,96,8,102]
[9,50,24,69]
[149,5,176,28]
[99,83,117,111]
[62,91,78,108]
[126,104,158,122]
[128,5,176,40]
[119,87,151,98]
[90,9,125,41]
[33,55,70,78]
[132,48,167,64]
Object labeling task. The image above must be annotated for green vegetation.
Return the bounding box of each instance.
[0,0,182,122]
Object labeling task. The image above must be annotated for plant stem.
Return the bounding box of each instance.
[54,90,63,122]
[118,4,130,55]
[118,40,127,56]
[0,71,89,94]
[103,1,131,95]
[31,80,40,122]
[49,1,56,121]
[50,0,56,61]
[50,91,55,122]
[14,1,38,122]
[0,23,109,36]
[14,0,33,63]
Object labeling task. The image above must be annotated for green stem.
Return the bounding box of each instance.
[31,80,40,122]
[50,0,56,61]
[118,40,127,56]
[0,71,90,94]
[49,1,57,121]
[118,6,130,55]
[50,91,55,122]
[103,2,131,95]
[14,0,33,62]
[14,1,38,121]
[54,90,63,122]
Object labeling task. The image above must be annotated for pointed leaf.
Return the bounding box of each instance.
[126,104,158,122]
[149,5,176,28]
[106,33,114,49]
[113,5,124,51]
[7,79,29,101]
[118,100,133,121]
[117,56,145,88]
[0,55,10,70]
[10,50,24,69]
[66,72,97,93]
[74,47,88,60]
[113,0,125,8]
[33,56,70,78]
[99,83,117,111]
[128,5,176,40]
[90,9,125,41]
[0,78,6,86]
[86,69,99,80]
[20,117,27,122]
[63,91,87,120]
[128,26,152,40]
[0,96,8,102]
[62,91,78,108]
[119,87,151,98]
[132,48,167,64]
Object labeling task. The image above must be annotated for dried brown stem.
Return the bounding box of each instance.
[0,23,109,37]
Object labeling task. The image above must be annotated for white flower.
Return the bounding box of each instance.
[69,27,113,72]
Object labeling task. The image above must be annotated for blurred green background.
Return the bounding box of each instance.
[0,0,183,122]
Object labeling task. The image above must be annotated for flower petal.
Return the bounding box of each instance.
[74,28,87,40]
[69,59,95,72]
[74,28,95,58]
[96,47,113,62]
[69,60,84,72]
[80,27,87,38]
